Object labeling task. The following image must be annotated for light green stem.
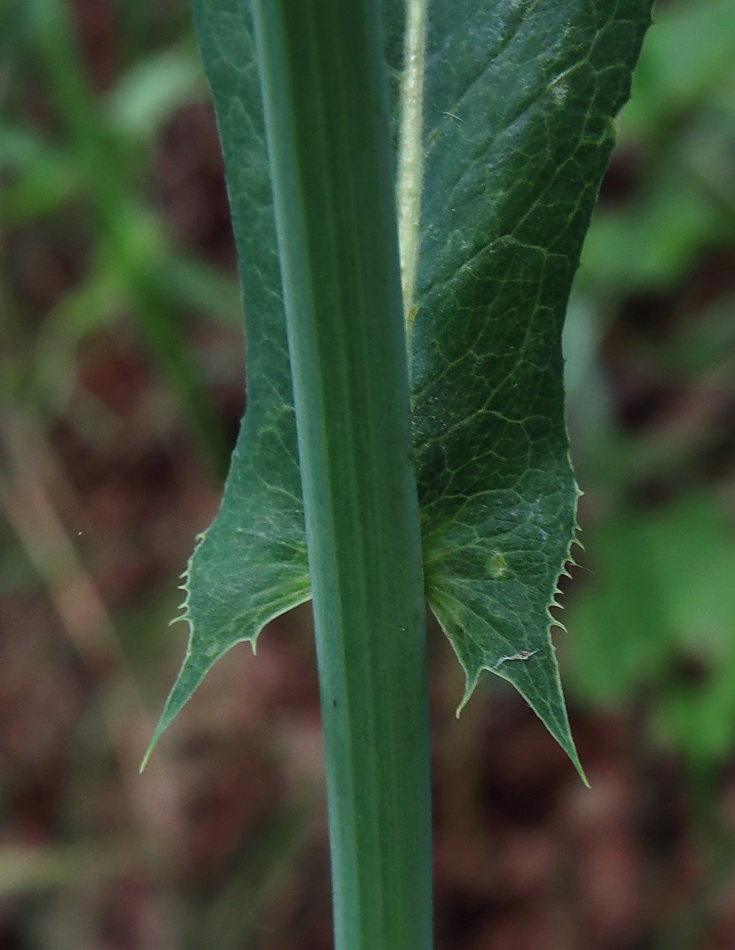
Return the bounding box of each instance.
[251,2,432,949]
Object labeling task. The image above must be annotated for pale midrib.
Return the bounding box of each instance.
[396,0,428,327]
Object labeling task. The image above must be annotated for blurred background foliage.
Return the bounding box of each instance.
[2,0,735,947]
[565,0,735,768]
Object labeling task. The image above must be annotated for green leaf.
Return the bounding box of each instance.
[147,0,652,768]
[144,0,310,757]
[411,0,651,772]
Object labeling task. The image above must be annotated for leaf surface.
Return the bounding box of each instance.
[145,0,309,754]
[148,0,651,766]
[411,0,651,771]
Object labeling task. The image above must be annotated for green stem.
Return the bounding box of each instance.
[251,2,432,949]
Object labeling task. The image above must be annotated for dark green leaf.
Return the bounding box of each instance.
[144,0,309,756]
[412,0,651,774]
[147,0,652,771]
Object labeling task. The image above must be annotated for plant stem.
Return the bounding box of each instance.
[251,2,432,948]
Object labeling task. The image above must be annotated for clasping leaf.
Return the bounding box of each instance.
[145,0,652,776]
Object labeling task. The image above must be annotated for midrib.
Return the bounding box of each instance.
[396,0,428,327]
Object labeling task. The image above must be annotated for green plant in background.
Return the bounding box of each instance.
[2,0,239,475]
[140,1,652,947]
[579,0,735,294]
[559,6,735,941]
[564,0,735,769]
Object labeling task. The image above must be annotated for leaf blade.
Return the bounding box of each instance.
[412,0,652,770]
[144,0,310,756]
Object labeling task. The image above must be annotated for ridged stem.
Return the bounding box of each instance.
[251,2,432,948]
